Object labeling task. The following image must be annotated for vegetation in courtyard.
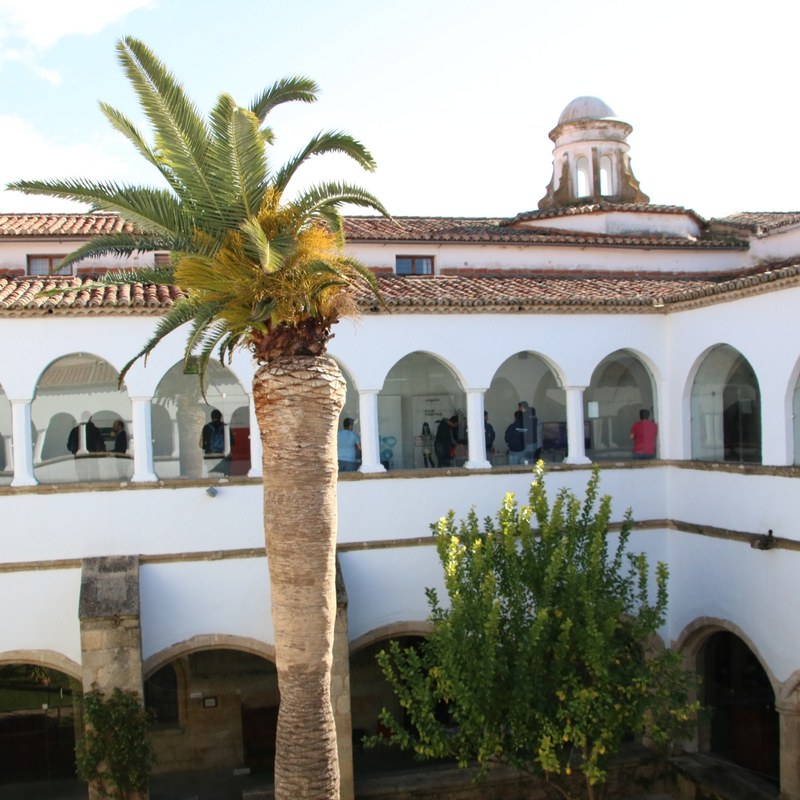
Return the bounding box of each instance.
[372,465,698,800]
[76,687,154,800]
[9,36,387,800]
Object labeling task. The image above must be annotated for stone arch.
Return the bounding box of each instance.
[585,348,657,461]
[0,654,83,783]
[378,351,467,470]
[0,649,81,681]
[142,635,278,775]
[350,621,434,656]
[143,633,275,677]
[688,344,761,464]
[675,617,779,782]
[332,358,360,434]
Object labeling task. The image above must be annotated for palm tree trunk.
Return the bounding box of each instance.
[253,354,345,800]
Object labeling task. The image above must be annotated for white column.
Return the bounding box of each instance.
[358,390,385,473]
[130,397,158,483]
[10,399,37,486]
[465,389,491,469]
[564,386,591,465]
[248,392,262,478]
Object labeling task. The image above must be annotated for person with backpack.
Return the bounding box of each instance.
[201,409,233,455]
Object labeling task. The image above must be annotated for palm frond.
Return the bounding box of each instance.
[95,266,178,286]
[208,95,268,220]
[116,37,223,222]
[291,181,389,221]
[99,102,181,193]
[272,130,378,195]
[118,298,199,383]
[249,76,319,124]
[51,231,174,269]
[183,301,227,368]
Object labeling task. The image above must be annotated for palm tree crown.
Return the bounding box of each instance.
[9,36,387,375]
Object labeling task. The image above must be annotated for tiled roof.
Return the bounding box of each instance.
[0,213,135,237]
[0,276,184,314]
[2,262,798,316]
[709,212,800,235]
[342,215,745,249]
[506,202,706,225]
[0,211,746,250]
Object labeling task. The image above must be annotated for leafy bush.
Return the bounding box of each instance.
[372,465,698,799]
[76,687,154,799]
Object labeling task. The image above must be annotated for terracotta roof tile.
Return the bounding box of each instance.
[710,212,800,235]
[0,213,135,237]
[342,215,744,249]
[0,276,184,314]
[1,263,798,317]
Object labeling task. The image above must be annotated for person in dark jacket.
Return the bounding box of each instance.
[435,415,459,468]
[505,410,528,465]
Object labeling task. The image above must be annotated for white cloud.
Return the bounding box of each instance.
[0,115,135,212]
[0,0,155,79]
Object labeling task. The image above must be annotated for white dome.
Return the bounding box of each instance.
[557,96,616,125]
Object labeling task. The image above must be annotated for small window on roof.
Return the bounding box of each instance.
[28,255,70,276]
[396,256,434,276]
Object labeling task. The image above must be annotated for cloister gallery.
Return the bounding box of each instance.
[1,97,800,797]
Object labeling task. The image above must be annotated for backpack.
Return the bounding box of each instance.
[209,423,225,454]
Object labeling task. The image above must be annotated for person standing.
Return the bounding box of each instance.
[337,417,361,472]
[630,408,658,459]
[504,410,527,465]
[484,411,496,462]
[435,415,459,468]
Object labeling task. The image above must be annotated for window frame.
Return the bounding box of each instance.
[395,255,435,276]
[27,254,70,277]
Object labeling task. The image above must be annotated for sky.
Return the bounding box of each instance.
[1,0,799,221]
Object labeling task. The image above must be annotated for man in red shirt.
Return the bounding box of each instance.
[630,409,657,459]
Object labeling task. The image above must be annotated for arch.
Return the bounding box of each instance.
[151,360,251,480]
[377,352,466,470]
[585,349,657,461]
[486,351,566,465]
[31,353,133,484]
[143,639,279,775]
[689,345,761,463]
[143,633,275,678]
[787,355,800,466]
[676,618,779,781]
[350,621,434,656]
[0,649,82,681]
[0,659,83,783]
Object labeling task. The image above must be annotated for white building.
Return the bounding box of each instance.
[1,96,799,797]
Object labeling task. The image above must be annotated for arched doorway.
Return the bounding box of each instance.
[0,664,81,785]
[378,353,465,470]
[350,636,433,776]
[691,346,761,463]
[700,631,778,782]
[151,361,250,479]
[585,350,655,461]
[145,648,278,776]
[486,352,565,465]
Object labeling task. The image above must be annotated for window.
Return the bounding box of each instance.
[575,157,590,198]
[599,155,613,196]
[396,256,434,276]
[28,255,69,276]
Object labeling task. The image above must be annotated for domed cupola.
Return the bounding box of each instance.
[538,96,649,209]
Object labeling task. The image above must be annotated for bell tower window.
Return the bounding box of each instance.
[599,155,613,196]
[576,157,590,198]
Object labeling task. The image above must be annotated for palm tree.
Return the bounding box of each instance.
[9,37,387,800]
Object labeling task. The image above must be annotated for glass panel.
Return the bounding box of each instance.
[395,257,412,275]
